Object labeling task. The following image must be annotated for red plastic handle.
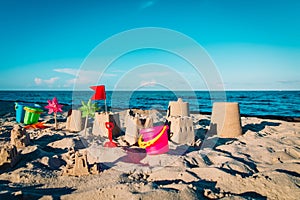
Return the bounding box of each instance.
[105,122,114,130]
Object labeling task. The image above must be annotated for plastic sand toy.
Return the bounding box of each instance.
[45,97,63,130]
[24,122,46,129]
[138,125,169,155]
[104,122,118,147]
[23,107,43,125]
[15,102,41,123]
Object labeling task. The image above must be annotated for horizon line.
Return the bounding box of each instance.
[0,89,299,92]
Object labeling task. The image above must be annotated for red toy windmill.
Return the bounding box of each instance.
[90,85,107,112]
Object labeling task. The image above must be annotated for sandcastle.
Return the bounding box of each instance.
[66,109,82,132]
[0,145,20,168]
[167,98,190,117]
[10,124,30,148]
[208,102,242,138]
[166,116,194,145]
[92,112,121,138]
[62,148,99,176]
[166,98,194,145]
[124,110,153,145]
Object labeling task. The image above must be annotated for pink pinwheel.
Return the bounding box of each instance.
[45,97,63,129]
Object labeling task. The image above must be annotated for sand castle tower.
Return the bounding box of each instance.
[66,109,82,132]
[62,148,99,176]
[10,124,30,148]
[208,102,242,138]
[124,110,153,145]
[125,116,139,145]
[167,98,190,117]
[0,145,20,168]
[166,98,194,145]
[92,112,121,138]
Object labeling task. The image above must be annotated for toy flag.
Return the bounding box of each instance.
[90,85,106,100]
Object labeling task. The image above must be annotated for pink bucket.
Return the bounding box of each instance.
[138,125,169,155]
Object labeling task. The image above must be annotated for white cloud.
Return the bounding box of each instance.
[34,77,59,86]
[44,77,59,84]
[140,80,157,87]
[34,78,42,85]
[139,71,171,78]
[103,73,117,77]
[54,68,117,87]
[277,80,300,84]
[111,70,126,73]
[63,78,76,87]
[53,68,78,76]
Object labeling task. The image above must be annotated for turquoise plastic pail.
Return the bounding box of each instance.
[15,102,41,123]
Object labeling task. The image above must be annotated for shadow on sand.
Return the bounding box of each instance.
[243,121,281,133]
[152,172,267,199]
[0,179,75,200]
[100,147,148,170]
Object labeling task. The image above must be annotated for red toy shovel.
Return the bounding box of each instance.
[104,122,118,147]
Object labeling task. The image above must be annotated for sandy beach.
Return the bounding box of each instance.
[0,100,299,200]
[1,0,299,199]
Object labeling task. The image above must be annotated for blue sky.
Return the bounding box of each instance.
[0,0,299,90]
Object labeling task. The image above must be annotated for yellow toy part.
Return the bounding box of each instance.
[138,125,167,149]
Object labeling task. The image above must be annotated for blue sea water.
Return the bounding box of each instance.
[0,90,299,118]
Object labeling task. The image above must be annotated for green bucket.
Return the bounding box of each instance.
[23,106,43,125]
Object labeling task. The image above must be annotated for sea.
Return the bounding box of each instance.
[0,90,299,118]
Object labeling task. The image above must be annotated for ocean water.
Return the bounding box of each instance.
[0,90,299,118]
